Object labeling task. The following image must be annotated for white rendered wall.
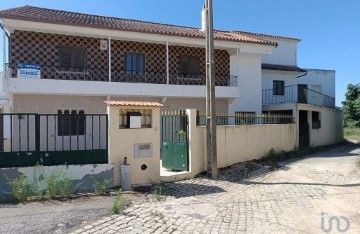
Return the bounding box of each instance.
[261,39,298,66]
[262,69,335,99]
[296,69,335,98]
[229,54,263,114]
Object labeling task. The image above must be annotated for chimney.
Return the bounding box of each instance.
[201,4,206,31]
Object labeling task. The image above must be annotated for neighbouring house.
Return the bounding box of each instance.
[0,5,342,173]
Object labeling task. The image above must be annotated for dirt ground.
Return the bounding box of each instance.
[0,193,150,234]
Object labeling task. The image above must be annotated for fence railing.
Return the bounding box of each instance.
[5,63,238,87]
[196,113,294,126]
[262,85,335,108]
[0,113,108,167]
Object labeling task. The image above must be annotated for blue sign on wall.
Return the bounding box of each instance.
[17,63,41,79]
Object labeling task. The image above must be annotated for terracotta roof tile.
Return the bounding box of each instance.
[232,30,301,41]
[105,101,164,107]
[0,5,277,46]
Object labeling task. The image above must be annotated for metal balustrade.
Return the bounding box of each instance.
[262,85,335,108]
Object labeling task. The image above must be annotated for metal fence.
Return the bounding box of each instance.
[0,113,108,168]
[196,113,294,126]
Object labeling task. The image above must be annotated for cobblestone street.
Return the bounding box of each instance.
[73,144,360,234]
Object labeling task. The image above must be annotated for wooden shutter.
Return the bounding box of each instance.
[189,56,200,75]
[59,46,72,68]
[73,47,86,68]
[179,56,200,75]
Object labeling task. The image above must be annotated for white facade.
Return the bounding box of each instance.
[0,8,336,115]
[262,39,298,66]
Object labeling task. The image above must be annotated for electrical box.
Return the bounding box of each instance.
[127,112,141,128]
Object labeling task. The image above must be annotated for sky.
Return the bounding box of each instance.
[0,0,359,106]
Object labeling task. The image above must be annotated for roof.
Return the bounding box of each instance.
[105,101,164,107]
[0,5,277,46]
[262,63,307,73]
[232,30,301,42]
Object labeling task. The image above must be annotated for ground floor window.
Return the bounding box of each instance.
[312,111,321,129]
[57,110,86,136]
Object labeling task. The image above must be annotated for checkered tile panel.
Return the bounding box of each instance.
[10,30,230,81]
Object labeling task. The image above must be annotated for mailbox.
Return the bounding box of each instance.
[127,112,141,128]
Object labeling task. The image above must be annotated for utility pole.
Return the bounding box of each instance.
[205,0,218,179]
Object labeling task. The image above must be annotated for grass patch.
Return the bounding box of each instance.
[344,128,360,141]
[356,160,360,169]
[91,176,111,195]
[261,148,301,162]
[7,174,34,202]
[112,189,128,214]
[154,185,170,201]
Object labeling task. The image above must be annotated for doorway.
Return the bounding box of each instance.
[299,110,309,148]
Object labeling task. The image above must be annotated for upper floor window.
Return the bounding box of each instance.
[273,80,285,95]
[179,55,200,77]
[59,46,87,68]
[125,52,145,73]
[58,109,86,136]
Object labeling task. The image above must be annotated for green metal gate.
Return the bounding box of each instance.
[161,111,189,171]
[0,113,108,168]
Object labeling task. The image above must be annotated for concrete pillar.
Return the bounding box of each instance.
[186,109,207,176]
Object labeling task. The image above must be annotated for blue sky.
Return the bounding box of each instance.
[0,0,359,106]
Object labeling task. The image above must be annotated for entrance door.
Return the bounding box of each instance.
[298,84,308,104]
[299,110,309,149]
[0,114,3,152]
[161,111,189,171]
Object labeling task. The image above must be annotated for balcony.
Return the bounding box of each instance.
[4,63,238,87]
[4,63,239,98]
[262,85,335,109]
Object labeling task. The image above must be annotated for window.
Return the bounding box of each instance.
[273,80,285,95]
[179,55,200,77]
[125,52,145,73]
[59,46,87,68]
[58,110,86,136]
[312,111,321,129]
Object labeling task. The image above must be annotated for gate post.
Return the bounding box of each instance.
[186,109,207,176]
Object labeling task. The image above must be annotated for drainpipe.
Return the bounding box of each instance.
[166,41,169,84]
[108,35,111,82]
[297,71,307,78]
[1,22,5,78]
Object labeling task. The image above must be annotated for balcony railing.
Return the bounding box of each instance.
[4,63,238,87]
[262,85,335,108]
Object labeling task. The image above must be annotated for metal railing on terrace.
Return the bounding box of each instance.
[4,63,238,87]
[262,85,335,108]
[196,113,294,126]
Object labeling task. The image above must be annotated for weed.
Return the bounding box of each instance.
[357,160,360,169]
[112,189,128,214]
[44,166,71,198]
[7,174,34,202]
[177,129,187,137]
[154,185,169,201]
[91,176,111,195]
